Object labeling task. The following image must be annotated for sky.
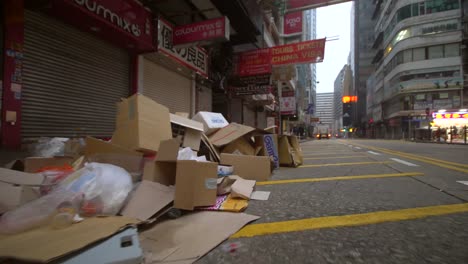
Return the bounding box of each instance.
[315,2,353,93]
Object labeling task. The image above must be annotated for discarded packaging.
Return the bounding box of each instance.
[170,113,203,151]
[221,137,256,156]
[192,111,229,135]
[32,137,68,157]
[220,154,271,181]
[23,156,75,173]
[231,178,256,200]
[120,181,175,222]
[198,194,248,212]
[278,135,303,167]
[250,191,271,201]
[254,134,279,168]
[0,216,138,263]
[217,164,233,177]
[112,94,172,153]
[209,123,255,148]
[139,211,259,264]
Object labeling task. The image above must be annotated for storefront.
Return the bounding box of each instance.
[2,0,155,147]
[139,18,209,116]
[431,110,468,143]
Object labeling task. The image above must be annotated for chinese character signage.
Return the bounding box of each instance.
[235,38,326,76]
[235,49,272,77]
[280,96,296,115]
[287,0,351,9]
[432,112,468,120]
[284,11,303,34]
[229,84,272,96]
[173,16,230,47]
[158,19,208,78]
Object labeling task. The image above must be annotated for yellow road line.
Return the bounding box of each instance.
[343,141,468,174]
[256,172,424,186]
[300,161,392,168]
[303,152,353,156]
[304,155,368,160]
[231,203,468,238]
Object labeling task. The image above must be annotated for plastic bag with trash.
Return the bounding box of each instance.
[0,163,133,234]
[32,137,68,157]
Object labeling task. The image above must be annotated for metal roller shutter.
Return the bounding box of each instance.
[142,57,191,113]
[22,11,129,139]
[243,105,255,127]
[197,84,212,112]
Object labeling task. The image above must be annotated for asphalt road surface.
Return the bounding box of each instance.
[199,139,468,264]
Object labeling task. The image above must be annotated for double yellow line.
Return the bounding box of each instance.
[346,141,468,174]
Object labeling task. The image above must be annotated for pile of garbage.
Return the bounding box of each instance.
[0,94,303,263]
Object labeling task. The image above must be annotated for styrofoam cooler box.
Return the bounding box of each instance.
[192,112,229,135]
[61,227,142,264]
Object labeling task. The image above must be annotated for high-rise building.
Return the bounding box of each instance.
[368,0,464,139]
[352,1,376,134]
[316,92,334,128]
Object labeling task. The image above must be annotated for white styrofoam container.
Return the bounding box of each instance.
[192,111,229,135]
[61,227,142,264]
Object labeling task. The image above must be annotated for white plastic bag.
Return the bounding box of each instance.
[62,162,133,216]
[0,163,133,234]
[32,137,68,157]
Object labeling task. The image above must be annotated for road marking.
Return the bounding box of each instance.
[354,147,362,149]
[304,155,368,160]
[257,172,424,186]
[457,181,468,186]
[340,141,468,174]
[300,161,392,168]
[303,152,353,156]
[231,203,468,238]
[367,151,381,155]
[390,158,419,167]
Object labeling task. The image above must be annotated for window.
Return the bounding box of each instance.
[444,43,459,57]
[403,49,413,63]
[428,45,444,59]
[412,3,419,16]
[413,47,426,61]
[419,2,426,15]
[396,52,404,65]
[397,5,412,22]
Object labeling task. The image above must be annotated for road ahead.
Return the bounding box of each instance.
[200,139,468,264]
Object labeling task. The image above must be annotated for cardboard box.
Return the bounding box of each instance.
[0,168,45,213]
[23,157,75,173]
[170,113,203,151]
[255,134,279,168]
[220,154,271,181]
[64,138,85,158]
[209,123,255,148]
[192,111,229,135]
[278,135,303,167]
[85,137,144,176]
[112,94,172,153]
[221,137,255,156]
[143,139,217,210]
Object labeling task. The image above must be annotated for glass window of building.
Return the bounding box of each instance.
[413,47,426,61]
[444,43,459,57]
[403,49,413,63]
[428,45,444,59]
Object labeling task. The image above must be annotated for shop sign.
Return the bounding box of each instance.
[229,85,272,96]
[284,11,302,34]
[173,16,230,47]
[49,0,154,51]
[235,49,272,76]
[414,102,432,110]
[432,112,468,120]
[158,19,208,78]
[310,117,320,123]
[280,96,296,115]
[433,99,453,110]
[287,0,351,10]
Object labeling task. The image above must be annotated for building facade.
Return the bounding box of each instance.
[368,0,465,140]
[316,92,334,129]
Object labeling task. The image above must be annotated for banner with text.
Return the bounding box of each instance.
[158,19,208,78]
[229,84,272,96]
[235,38,326,76]
[280,97,296,115]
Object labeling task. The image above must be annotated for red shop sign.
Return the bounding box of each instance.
[47,0,155,52]
[284,11,303,35]
[173,16,230,47]
[236,48,272,77]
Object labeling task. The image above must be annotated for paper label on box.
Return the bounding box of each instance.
[205,178,218,189]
